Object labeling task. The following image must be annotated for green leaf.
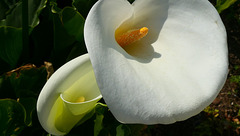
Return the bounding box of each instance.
[18,97,37,126]
[0,0,20,21]
[216,0,237,13]
[73,0,135,17]
[28,0,47,27]
[0,26,22,69]
[50,13,77,69]
[94,114,104,136]
[49,0,62,14]
[61,7,85,42]
[0,75,16,99]
[0,65,47,99]
[30,6,86,69]
[0,1,10,20]
[0,99,26,136]
[0,66,47,135]
[230,75,240,85]
[0,0,47,28]
[116,124,131,136]
[66,42,88,62]
[72,0,98,18]
[29,7,54,65]
[95,103,108,114]
[61,7,87,61]
[10,66,47,98]
[94,103,108,136]
[0,59,12,75]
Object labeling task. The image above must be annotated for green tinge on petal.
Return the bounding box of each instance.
[53,97,84,133]
[37,54,102,135]
[61,69,100,107]
[48,69,101,134]
[52,94,101,133]
[61,94,102,115]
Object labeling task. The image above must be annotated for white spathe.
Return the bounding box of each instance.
[37,54,102,135]
[84,0,228,124]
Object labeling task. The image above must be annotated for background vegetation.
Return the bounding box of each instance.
[0,0,239,135]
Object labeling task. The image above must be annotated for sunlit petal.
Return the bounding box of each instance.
[84,0,228,124]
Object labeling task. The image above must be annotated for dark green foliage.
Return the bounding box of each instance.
[215,0,238,13]
[230,75,240,85]
[0,65,47,135]
[0,0,47,28]
[0,99,26,136]
[73,0,98,18]
[0,27,22,72]
[193,117,237,136]
[0,0,239,136]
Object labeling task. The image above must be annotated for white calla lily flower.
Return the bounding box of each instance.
[37,54,102,135]
[84,0,228,124]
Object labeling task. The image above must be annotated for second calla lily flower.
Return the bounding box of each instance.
[84,0,228,124]
[37,54,102,135]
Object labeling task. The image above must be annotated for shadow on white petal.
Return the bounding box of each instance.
[123,40,161,63]
[117,0,169,63]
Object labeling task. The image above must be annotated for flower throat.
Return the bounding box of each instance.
[115,27,149,47]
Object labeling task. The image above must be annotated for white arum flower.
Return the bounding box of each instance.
[37,54,102,135]
[84,0,228,124]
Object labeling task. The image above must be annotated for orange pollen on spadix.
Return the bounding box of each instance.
[115,27,149,47]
